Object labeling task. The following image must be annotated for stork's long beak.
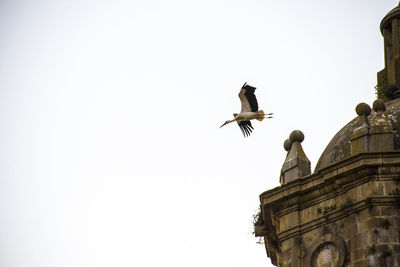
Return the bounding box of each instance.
[220,121,228,128]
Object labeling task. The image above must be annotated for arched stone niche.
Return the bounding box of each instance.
[304,234,346,267]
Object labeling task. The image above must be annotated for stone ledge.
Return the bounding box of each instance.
[275,196,400,241]
[261,153,400,210]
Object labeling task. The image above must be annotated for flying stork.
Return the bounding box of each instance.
[220,83,273,137]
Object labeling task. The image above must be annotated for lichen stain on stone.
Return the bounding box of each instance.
[388,113,398,123]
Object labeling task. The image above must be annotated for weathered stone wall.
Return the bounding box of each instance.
[257,154,400,267]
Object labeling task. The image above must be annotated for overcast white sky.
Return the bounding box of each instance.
[0,1,397,266]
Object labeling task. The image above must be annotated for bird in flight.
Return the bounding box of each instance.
[220,83,273,137]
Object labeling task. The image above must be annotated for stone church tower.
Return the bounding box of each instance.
[255,4,400,267]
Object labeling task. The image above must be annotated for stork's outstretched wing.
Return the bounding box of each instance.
[238,83,259,113]
[237,120,254,137]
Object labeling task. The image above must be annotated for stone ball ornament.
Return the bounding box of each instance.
[283,138,292,152]
[373,99,386,112]
[289,130,305,143]
[355,102,371,116]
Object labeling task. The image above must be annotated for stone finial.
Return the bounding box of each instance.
[370,100,394,151]
[356,102,371,117]
[371,100,389,127]
[351,101,394,155]
[283,138,292,152]
[373,99,386,113]
[280,130,311,185]
[290,130,304,143]
[350,103,371,155]
[354,102,371,130]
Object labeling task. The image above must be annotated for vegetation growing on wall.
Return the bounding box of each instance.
[375,84,389,102]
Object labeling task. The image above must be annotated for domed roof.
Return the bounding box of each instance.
[315,98,400,171]
[381,3,400,34]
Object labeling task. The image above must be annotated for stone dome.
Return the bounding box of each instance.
[315,98,400,171]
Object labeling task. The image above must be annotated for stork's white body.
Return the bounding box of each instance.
[220,83,272,137]
[234,112,259,121]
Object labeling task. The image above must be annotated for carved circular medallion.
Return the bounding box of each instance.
[312,242,339,267]
[305,234,346,267]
